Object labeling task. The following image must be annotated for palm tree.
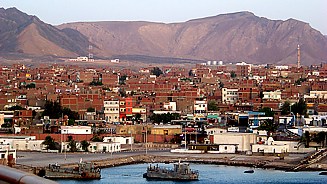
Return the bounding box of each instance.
[258,119,278,136]
[68,136,77,152]
[81,140,90,152]
[42,136,57,150]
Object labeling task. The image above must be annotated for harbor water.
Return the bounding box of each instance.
[57,163,327,184]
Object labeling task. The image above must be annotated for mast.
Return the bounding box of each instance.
[297,44,301,68]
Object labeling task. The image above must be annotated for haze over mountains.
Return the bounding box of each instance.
[1,7,327,65]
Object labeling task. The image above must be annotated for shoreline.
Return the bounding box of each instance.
[59,154,327,172]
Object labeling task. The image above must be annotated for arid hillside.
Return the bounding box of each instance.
[1,8,326,65]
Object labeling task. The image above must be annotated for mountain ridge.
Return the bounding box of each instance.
[0,7,326,65]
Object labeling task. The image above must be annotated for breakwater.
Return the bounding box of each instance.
[59,154,324,171]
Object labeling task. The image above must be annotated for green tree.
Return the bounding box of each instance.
[291,98,307,116]
[68,119,75,126]
[42,100,79,121]
[208,100,219,111]
[258,119,278,135]
[42,136,57,150]
[280,101,291,115]
[90,134,103,142]
[119,75,127,85]
[87,107,95,112]
[150,67,163,77]
[67,136,77,152]
[81,140,90,152]
[62,107,79,120]
[301,131,311,148]
[295,78,306,85]
[89,80,103,86]
[26,83,36,89]
[259,107,275,117]
[230,71,236,78]
[150,113,180,124]
[312,132,327,147]
[134,113,142,122]
[42,101,62,119]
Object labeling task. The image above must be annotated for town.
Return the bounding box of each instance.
[0,59,326,170]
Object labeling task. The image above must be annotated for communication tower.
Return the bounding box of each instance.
[297,44,301,68]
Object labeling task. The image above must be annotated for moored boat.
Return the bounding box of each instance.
[41,162,101,180]
[143,161,199,181]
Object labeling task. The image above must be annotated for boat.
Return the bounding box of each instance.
[143,161,199,181]
[244,170,255,173]
[318,171,327,175]
[40,162,101,180]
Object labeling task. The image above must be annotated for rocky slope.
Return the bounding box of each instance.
[1,7,326,65]
[0,7,93,57]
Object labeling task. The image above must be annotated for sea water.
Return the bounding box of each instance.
[57,163,327,184]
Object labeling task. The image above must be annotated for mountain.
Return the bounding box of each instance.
[1,8,327,65]
[0,7,93,57]
[58,12,327,65]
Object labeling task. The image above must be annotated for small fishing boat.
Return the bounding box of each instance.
[244,170,254,173]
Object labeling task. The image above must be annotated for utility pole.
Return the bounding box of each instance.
[145,125,148,155]
[184,124,187,150]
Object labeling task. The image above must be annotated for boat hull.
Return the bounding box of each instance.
[143,172,198,181]
[45,170,101,180]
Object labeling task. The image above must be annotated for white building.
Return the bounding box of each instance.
[222,88,238,104]
[263,90,282,100]
[304,91,327,99]
[69,56,94,62]
[88,142,121,153]
[250,75,266,83]
[207,144,238,154]
[275,65,289,70]
[0,136,36,146]
[164,102,177,111]
[110,59,120,63]
[251,137,307,155]
[61,126,92,134]
[12,140,44,151]
[104,99,120,123]
[206,127,227,135]
[103,136,134,145]
[211,133,257,152]
[194,100,207,120]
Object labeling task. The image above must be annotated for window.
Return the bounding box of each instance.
[1,154,5,158]
[225,146,227,150]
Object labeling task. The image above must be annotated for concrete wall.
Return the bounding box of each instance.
[252,144,288,154]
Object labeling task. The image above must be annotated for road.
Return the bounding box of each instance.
[16,150,169,167]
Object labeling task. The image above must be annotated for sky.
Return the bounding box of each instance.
[1,0,327,34]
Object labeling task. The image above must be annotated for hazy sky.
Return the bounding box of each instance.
[2,0,327,34]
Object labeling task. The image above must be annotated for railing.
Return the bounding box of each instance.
[0,165,58,184]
